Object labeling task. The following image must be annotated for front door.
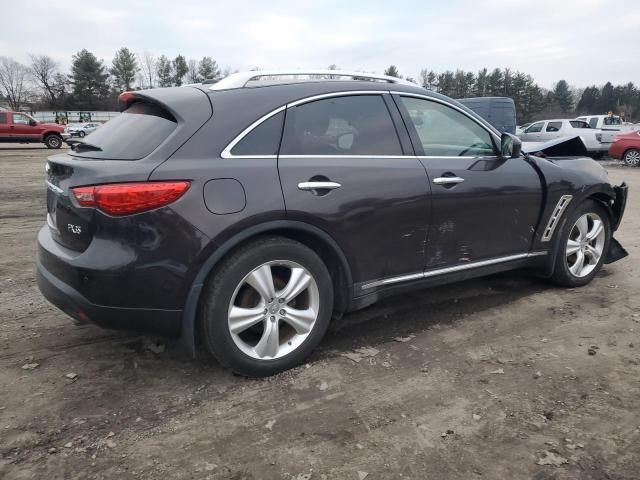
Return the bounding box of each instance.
[394,94,543,269]
[277,93,431,286]
[521,121,545,142]
[11,113,39,141]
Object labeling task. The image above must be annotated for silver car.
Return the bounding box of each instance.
[67,122,100,138]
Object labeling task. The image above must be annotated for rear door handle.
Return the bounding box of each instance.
[298,181,342,191]
[433,176,464,185]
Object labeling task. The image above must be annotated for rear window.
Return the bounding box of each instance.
[69,102,176,160]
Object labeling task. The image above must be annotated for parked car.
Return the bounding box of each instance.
[67,122,100,137]
[37,70,628,377]
[0,111,65,148]
[458,97,516,134]
[518,119,606,156]
[608,130,640,167]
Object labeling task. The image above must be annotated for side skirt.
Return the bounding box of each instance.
[350,252,548,311]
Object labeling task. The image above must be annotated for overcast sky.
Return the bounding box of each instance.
[1,0,638,89]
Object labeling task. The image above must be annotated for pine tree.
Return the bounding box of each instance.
[110,47,138,91]
[173,55,188,86]
[68,49,110,109]
[156,55,174,87]
[198,57,221,82]
[553,80,573,113]
[384,65,400,78]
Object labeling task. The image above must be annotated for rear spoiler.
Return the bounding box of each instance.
[522,136,589,157]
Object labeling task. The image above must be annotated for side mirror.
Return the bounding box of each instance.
[29,120,38,126]
[501,132,522,159]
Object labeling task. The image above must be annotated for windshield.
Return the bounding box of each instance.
[68,102,177,160]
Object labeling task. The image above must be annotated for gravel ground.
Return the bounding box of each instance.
[0,145,638,480]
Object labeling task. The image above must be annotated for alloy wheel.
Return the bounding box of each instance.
[565,212,605,278]
[227,260,320,360]
[623,149,640,167]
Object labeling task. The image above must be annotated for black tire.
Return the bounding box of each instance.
[44,134,62,149]
[550,199,611,287]
[623,149,640,167]
[78,131,85,138]
[200,236,334,377]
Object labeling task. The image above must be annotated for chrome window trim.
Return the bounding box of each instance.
[221,89,503,159]
[541,195,573,242]
[417,155,500,160]
[390,91,502,146]
[360,251,547,290]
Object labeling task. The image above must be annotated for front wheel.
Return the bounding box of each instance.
[44,134,62,149]
[200,237,334,377]
[623,149,640,167]
[550,199,611,287]
[78,131,86,138]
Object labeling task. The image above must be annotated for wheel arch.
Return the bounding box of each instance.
[179,220,354,357]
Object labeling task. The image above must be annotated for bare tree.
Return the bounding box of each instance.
[138,51,156,89]
[29,54,64,107]
[0,57,32,110]
[187,59,200,83]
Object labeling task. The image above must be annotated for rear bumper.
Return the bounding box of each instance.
[37,260,182,337]
[37,225,183,337]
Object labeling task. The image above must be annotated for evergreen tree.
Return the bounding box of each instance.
[173,55,188,86]
[68,49,110,109]
[553,80,573,113]
[384,65,400,78]
[110,47,139,91]
[156,55,174,87]
[198,56,221,81]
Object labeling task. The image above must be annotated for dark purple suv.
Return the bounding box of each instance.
[37,71,628,376]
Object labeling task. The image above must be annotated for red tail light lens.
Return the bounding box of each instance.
[72,181,190,216]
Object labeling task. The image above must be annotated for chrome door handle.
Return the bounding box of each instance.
[298,181,342,191]
[433,176,464,185]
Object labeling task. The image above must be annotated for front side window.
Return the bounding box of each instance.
[400,96,495,157]
[546,121,562,132]
[12,113,30,125]
[231,111,284,156]
[527,122,544,133]
[280,95,402,156]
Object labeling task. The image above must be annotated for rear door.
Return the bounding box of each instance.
[277,92,431,287]
[545,120,564,140]
[395,94,542,268]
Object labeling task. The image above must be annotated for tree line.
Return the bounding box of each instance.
[384,65,639,123]
[0,48,232,111]
[0,51,638,123]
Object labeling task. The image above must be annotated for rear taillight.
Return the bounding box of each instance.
[72,181,190,216]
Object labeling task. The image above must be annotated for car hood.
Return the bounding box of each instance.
[522,136,588,157]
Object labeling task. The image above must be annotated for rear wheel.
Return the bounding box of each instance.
[44,134,62,149]
[200,237,333,377]
[623,149,640,167]
[78,131,86,138]
[550,200,610,287]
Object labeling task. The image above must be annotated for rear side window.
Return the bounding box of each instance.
[588,118,598,128]
[69,102,177,160]
[280,95,402,156]
[0,112,6,123]
[546,121,562,132]
[570,121,590,129]
[604,116,622,126]
[231,111,284,156]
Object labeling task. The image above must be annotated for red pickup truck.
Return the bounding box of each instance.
[0,111,65,148]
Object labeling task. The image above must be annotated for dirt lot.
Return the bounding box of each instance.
[0,145,638,480]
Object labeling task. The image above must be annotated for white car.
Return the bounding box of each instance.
[67,122,100,138]
[518,119,605,156]
[575,115,639,148]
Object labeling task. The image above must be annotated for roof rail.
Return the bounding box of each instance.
[209,69,417,91]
